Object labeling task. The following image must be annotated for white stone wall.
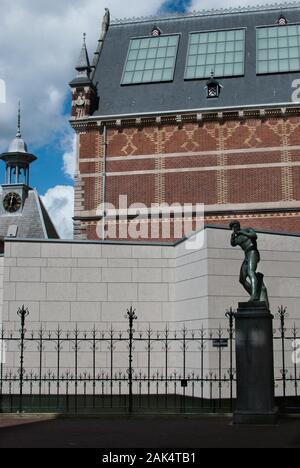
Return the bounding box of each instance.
[205,228,300,393]
[206,227,300,325]
[3,241,175,331]
[172,228,300,392]
[2,229,300,399]
[174,232,208,327]
[2,240,178,396]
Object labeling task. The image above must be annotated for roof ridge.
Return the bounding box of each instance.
[34,189,59,239]
[111,1,300,25]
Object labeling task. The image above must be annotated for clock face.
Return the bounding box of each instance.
[3,192,22,213]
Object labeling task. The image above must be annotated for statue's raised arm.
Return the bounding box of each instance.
[238,228,257,240]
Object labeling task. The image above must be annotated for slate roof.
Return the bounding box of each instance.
[92,2,300,117]
[70,35,93,87]
[0,189,59,240]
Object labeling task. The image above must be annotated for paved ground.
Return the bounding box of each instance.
[0,415,300,448]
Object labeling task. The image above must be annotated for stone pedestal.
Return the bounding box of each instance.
[233,302,278,424]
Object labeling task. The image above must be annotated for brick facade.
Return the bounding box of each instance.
[72,112,300,240]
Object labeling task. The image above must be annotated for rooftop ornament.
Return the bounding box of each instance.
[151,25,162,36]
[0,103,37,186]
[205,71,223,99]
[277,14,288,24]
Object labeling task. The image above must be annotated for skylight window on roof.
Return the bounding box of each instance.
[257,25,300,74]
[121,35,179,85]
[185,29,245,80]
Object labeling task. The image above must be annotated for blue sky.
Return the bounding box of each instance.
[160,0,192,13]
[29,98,73,195]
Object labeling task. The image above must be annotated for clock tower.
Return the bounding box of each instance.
[0,103,37,213]
[0,105,59,241]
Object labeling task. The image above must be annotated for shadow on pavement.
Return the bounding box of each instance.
[0,415,300,448]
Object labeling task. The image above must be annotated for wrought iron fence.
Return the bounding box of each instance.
[273,306,300,412]
[1,305,299,414]
[0,306,236,414]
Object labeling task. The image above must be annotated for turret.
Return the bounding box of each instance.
[69,33,97,119]
[0,102,37,188]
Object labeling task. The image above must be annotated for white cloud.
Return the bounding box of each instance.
[63,133,77,179]
[41,185,74,239]
[0,0,166,151]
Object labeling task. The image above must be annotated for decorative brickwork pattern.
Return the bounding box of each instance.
[242,120,263,148]
[77,129,104,212]
[73,115,300,240]
[206,212,300,234]
[205,122,240,204]
[265,119,300,202]
[74,176,85,217]
[95,129,104,211]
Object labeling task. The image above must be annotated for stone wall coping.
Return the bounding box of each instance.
[4,224,300,249]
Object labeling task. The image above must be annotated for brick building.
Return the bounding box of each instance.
[69,3,300,241]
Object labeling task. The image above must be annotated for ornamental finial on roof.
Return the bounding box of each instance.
[16,100,21,138]
[100,8,110,40]
[6,102,32,155]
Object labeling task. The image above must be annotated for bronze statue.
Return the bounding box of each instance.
[229,221,269,308]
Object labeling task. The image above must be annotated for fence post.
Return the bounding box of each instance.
[17,306,29,413]
[292,323,298,398]
[226,308,235,411]
[92,327,96,409]
[74,326,79,414]
[278,306,287,407]
[127,307,137,414]
[0,327,5,398]
[182,326,187,413]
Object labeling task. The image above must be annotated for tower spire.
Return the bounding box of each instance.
[0,103,37,187]
[69,31,98,119]
[16,100,21,138]
[75,32,91,78]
